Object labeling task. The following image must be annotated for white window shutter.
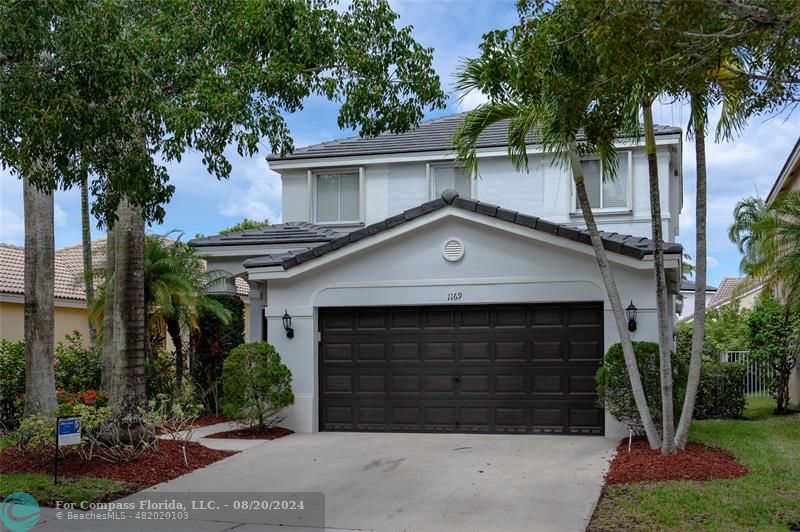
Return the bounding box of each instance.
[339,172,360,221]
[602,155,628,208]
[433,166,471,199]
[316,173,340,223]
[580,160,602,209]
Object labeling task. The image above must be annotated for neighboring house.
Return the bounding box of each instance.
[677,279,717,322]
[191,113,684,437]
[706,276,762,311]
[765,137,800,405]
[0,239,251,344]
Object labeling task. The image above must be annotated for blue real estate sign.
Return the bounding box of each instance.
[57,417,81,447]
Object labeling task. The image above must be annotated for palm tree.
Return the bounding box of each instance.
[452,35,663,448]
[730,191,800,305]
[675,70,749,447]
[22,176,57,416]
[93,232,231,392]
[79,171,99,355]
[143,234,231,389]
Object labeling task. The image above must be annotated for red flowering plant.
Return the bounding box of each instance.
[57,389,108,408]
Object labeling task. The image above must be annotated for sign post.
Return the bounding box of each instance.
[54,416,81,484]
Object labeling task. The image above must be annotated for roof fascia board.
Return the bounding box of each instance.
[269,136,681,171]
[766,138,800,204]
[0,293,86,308]
[248,208,656,281]
[194,243,315,257]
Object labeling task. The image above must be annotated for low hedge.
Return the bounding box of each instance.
[694,359,746,419]
[596,341,687,433]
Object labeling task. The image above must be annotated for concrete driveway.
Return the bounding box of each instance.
[169,432,614,531]
[36,432,616,532]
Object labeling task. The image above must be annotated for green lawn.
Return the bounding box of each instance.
[0,436,133,506]
[0,473,133,507]
[589,396,800,531]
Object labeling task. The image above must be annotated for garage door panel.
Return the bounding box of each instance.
[319,303,604,435]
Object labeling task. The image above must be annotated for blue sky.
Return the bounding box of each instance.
[0,0,798,288]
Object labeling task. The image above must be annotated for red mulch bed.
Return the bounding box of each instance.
[192,414,229,428]
[0,440,235,488]
[205,426,293,440]
[605,438,749,485]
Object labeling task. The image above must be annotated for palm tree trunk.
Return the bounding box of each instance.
[107,199,147,439]
[568,143,662,449]
[22,176,57,416]
[166,317,184,390]
[676,105,707,448]
[101,223,116,391]
[80,173,99,356]
[643,102,675,455]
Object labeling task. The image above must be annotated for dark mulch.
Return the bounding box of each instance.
[605,438,749,484]
[0,440,235,488]
[205,426,294,440]
[192,414,229,428]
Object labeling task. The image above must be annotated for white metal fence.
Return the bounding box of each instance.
[720,350,773,396]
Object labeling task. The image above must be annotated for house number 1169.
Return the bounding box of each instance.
[447,292,463,301]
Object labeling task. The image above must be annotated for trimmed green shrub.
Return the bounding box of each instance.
[0,339,25,429]
[596,341,687,433]
[221,342,293,429]
[54,331,101,393]
[694,359,746,419]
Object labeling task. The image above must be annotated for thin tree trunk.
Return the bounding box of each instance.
[166,317,184,390]
[643,102,675,455]
[23,176,57,416]
[80,173,99,356]
[101,224,116,391]
[568,143,662,449]
[676,106,707,448]
[107,199,147,440]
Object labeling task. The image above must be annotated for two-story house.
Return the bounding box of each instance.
[191,112,684,438]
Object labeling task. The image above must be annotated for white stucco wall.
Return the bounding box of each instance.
[254,211,670,438]
[279,144,679,242]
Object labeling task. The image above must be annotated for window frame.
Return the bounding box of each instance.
[426,162,475,200]
[309,167,365,225]
[571,151,633,214]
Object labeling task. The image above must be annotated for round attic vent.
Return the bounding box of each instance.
[442,238,465,262]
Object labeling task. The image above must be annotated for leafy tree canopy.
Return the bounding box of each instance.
[0,0,446,226]
[219,218,271,235]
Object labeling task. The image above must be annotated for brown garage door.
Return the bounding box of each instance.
[319,303,605,435]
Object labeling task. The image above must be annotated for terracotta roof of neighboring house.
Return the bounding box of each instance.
[680,280,717,292]
[0,239,249,303]
[268,112,683,162]
[242,190,684,270]
[708,277,751,308]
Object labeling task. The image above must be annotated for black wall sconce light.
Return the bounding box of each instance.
[282,310,294,339]
[626,300,638,332]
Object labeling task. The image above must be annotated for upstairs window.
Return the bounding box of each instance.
[575,152,631,211]
[431,164,472,199]
[315,170,361,223]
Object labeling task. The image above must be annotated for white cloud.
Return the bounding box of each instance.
[457,89,489,112]
[0,207,24,243]
[54,202,68,227]
[216,159,283,224]
[707,256,719,269]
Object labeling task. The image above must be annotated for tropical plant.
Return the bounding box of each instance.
[452,4,662,449]
[2,0,445,439]
[54,331,102,393]
[221,342,294,430]
[747,295,800,414]
[92,234,233,391]
[731,192,800,306]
